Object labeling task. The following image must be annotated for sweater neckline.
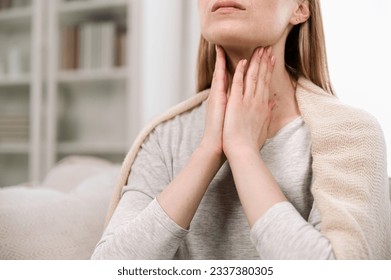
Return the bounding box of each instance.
[264,116,304,145]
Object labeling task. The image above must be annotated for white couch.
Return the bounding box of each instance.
[0,156,120,260]
[0,156,390,260]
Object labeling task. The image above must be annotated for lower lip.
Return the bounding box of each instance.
[214,7,244,13]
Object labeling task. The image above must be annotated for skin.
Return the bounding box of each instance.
[157,0,310,229]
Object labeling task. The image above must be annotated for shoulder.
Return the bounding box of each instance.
[129,90,209,154]
[148,90,208,139]
[296,77,385,144]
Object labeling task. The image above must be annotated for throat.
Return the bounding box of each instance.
[267,91,301,139]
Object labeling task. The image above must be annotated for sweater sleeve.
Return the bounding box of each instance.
[250,201,335,259]
[91,196,188,260]
[91,130,189,260]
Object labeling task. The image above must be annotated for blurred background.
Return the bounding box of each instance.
[0,0,390,187]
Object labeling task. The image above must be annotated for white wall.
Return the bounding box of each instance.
[139,0,199,125]
[321,0,391,175]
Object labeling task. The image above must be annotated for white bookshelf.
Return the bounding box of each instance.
[0,0,140,186]
[57,67,127,83]
[58,0,128,24]
[45,0,140,173]
[0,5,31,26]
[0,0,43,187]
[0,142,30,154]
[0,74,30,86]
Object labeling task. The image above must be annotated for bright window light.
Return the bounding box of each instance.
[321,0,391,175]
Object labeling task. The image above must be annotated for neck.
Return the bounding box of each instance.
[224,44,295,101]
[223,42,300,138]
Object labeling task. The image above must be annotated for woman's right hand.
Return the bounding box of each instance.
[199,45,228,161]
[155,47,229,229]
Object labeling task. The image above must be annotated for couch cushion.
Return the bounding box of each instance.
[41,156,114,193]
[0,160,119,260]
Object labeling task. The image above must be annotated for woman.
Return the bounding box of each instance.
[92,0,391,259]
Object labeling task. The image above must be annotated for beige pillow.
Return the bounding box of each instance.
[0,161,119,260]
[41,156,114,193]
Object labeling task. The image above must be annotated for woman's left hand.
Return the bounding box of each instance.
[223,47,275,159]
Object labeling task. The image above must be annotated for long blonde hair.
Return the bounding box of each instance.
[196,0,334,95]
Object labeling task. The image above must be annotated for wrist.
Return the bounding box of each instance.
[225,145,260,162]
[197,140,226,165]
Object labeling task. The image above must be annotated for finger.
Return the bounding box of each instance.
[211,45,228,93]
[269,99,276,112]
[263,55,276,103]
[259,47,270,82]
[230,59,247,101]
[243,48,264,98]
[255,46,272,102]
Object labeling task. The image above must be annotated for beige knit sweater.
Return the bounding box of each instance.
[105,77,391,259]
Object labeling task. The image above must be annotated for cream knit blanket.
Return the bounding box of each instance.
[105,77,391,259]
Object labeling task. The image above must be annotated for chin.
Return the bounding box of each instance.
[202,25,274,49]
[204,32,266,51]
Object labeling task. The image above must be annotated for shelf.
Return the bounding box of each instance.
[0,142,29,154]
[58,0,127,25]
[58,141,128,154]
[0,0,136,184]
[57,68,127,84]
[0,6,32,29]
[0,74,30,87]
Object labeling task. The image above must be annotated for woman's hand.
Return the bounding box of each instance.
[156,46,230,229]
[223,47,275,159]
[199,45,228,160]
[221,48,285,227]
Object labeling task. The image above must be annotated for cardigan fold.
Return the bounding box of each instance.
[104,77,391,259]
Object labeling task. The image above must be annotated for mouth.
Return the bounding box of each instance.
[211,1,246,12]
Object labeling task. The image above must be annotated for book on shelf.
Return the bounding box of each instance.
[0,116,29,124]
[115,25,127,67]
[0,32,30,81]
[60,21,127,72]
[79,22,92,70]
[6,45,29,78]
[1,36,30,79]
[0,115,29,142]
[60,25,79,70]
[100,21,115,69]
[0,0,29,10]
[0,0,12,10]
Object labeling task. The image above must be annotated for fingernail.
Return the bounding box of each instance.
[258,48,264,57]
[242,59,248,68]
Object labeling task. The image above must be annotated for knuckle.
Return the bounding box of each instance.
[248,72,258,83]
[234,77,244,88]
